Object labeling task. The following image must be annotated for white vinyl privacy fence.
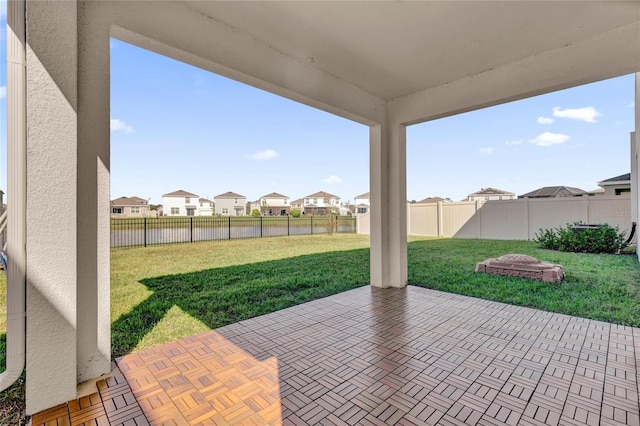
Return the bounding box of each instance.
[358,195,633,241]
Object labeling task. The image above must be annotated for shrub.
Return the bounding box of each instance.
[251,209,261,217]
[534,222,628,254]
[290,209,301,218]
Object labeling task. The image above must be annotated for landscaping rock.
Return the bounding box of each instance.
[475,254,565,282]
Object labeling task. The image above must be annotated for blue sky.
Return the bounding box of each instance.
[0,9,636,205]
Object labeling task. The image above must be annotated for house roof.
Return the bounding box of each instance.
[199,198,214,204]
[261,192,288,198]
[162,189,199,197]
[214,191,246,199]
[418,196,446,204]
[111,196,148,206]
[467,187,515,197]
[305,191,339,199]
[519,186,587,198]
[598,173,631,185]
[354,192,370,199]
[290,198,304,205]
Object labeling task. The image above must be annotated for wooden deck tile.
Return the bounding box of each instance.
[32,286,640,425]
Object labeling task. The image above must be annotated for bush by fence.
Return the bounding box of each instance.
[111,215,356,248]
[534,223,629,254]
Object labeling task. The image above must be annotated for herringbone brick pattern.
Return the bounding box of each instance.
[35,286,640,425]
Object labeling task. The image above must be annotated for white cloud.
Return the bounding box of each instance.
[248,149,278,161]
[628,101,635,108]
[505,139,522,146]
[537,116,554,125]
[110,118,134,133]
[322,175,343,184]
[0,86,6,99]
[529,132,570,147]
[552,106,601,123]
[479,147,493,154]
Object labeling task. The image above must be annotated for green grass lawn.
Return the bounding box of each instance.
[407,238,640,326]
[111,234,372,357]
[0,235,639,424]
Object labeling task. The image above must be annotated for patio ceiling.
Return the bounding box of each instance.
[184,1,640,112]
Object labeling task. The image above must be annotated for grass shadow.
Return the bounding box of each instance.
[112,248,370,358]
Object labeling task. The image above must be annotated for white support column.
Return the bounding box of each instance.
[25,1,111,414]
[369,118,407,288]
[630,132,637,226]
[77,4,111,384]
[636,73,640,257]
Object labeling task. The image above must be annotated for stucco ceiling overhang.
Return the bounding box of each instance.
[104,1,640,124]
[184,1,640,102]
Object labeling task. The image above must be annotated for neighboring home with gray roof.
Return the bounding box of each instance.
[596,173,631,196]
[519,186,588,199]
[417,196,451,204]
[466,187,516,202]
[259,192,290,216]
[303,191,340,215]
[162,189,200,216]
[110,196,151,217]
[214,191,246,216]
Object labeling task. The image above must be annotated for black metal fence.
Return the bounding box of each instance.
[111,215,357,248]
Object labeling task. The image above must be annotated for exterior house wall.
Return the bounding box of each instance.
[111,205,150,217]
[198,199,214,216]
[600,184,631,196]
[354,196,370,215]
[215,197,246,216]
[260,196,290,216]
[162,196,196,216]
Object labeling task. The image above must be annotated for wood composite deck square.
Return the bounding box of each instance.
[34,286,640,425]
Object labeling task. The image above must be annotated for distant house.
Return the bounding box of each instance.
[519,186,588,199]
[354,192,370,215]
[596,173,631,196]
[303,191,340,215]
[259,192,290,216]
[110,196,151,217]
[418,196,451,203]
[290,198,304,211]
[162,190,200,216]
[214,191,247,216]
[198,198,215,216]
[466,188,516,201]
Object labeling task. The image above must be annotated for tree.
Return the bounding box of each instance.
[324,194,339,236]
[251,209,261,217]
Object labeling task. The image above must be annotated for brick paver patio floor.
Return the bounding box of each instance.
[33,286,640,425]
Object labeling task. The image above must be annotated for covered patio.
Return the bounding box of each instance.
[33,286,640,425]
[4,0,640,419]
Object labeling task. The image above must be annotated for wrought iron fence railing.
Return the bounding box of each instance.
[111,215,356,248]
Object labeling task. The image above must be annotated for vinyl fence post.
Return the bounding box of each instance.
[228,216,231,240]
[190,216,193,243]
[144,217,147,247]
